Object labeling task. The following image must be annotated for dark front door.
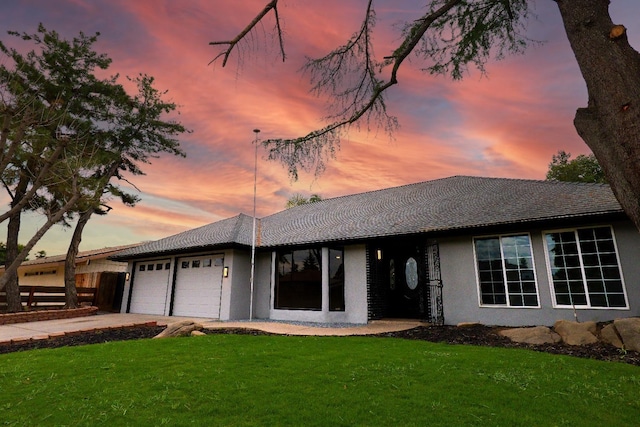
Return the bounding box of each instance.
[387,242,426,319]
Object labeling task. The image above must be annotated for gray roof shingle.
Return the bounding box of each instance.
[112,176,624,259]
[111,213,254,260]
[259,176,623,246]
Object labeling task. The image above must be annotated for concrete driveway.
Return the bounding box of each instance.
[0,313,423,344]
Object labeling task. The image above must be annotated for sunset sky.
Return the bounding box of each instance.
[1,0,639,256]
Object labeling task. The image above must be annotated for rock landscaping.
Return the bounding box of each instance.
[498,318,640,353]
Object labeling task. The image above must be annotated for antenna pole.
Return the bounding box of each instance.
[249,129,260,321]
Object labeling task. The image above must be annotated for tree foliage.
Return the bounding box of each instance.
[0,25,188,309]
[285,193,323,209]
[546,150,606,184]
[0,242,27,265]
[211,0,640,233]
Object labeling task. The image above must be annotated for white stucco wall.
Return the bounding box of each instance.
[439,220,640,326]
[252,252,273,319]
[225,249,252,320]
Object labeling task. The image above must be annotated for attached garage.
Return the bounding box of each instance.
[172,254,225,318]
[129,259,171,315]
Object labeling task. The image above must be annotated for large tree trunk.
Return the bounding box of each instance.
[4,211,22,312]
[0,193,80,293]
[556,0,640,230]
[64,210,94,308]
[3,172,30,312]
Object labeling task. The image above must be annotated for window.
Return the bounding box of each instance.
[203,259,212,268]
[165,262,171,270]
[147,264,154,271]
[275,248,322,310]
[139,264,146,272]
[192,260,201,268]
[181,261,189,269]
[156,263,163,270]
[329,247,345,311]
[474,234,538,307]
[545,226,627,308]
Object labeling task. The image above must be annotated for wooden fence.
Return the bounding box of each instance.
[0,286,97,312]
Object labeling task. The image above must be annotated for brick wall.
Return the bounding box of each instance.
[0,306,98,326]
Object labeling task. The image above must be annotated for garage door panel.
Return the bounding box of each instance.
[173,255,224,318]
[129,259,171,315]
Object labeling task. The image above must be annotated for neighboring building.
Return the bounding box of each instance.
[6,244,141,311]
[111,176,640,326]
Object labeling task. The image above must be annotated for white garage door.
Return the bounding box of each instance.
[129,259,171,315]
[173,255,224,318]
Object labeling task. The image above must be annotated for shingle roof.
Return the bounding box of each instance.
[259,176,623,246]
[112,176,625,259]
[111,213,254,260]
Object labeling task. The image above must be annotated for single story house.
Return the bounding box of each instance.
[111,176,640,327]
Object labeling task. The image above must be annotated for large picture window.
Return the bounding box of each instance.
[275,248,322,310]
[545,226,627,308]
[474,234,538,307]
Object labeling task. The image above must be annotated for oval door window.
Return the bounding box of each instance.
[405,257,418,290]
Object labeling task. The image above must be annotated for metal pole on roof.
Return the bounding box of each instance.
[249,129,260,321]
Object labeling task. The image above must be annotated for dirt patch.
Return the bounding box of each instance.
[1,324,638,366]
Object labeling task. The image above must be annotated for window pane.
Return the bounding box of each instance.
[474,235,537,307]
[584,267,602,280]
[522,281,536,294]
[608,294,626,307]
[599,253,618,266]
[275,249,322,310]
[589,294,607,307]
[586,280,604,293]
[475,238,506,305]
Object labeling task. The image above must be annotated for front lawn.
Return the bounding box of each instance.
[1,335,638,426]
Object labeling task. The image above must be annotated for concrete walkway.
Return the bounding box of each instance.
[0,313,424,344]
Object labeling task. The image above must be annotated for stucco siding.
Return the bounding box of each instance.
[226,249,252,320]
[439,220,640,326]
[19,268,63,287]
[252,252,272,319]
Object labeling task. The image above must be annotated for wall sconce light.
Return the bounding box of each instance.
[223,266,229,278]
[376,249,383,260]
[125,272,130,281]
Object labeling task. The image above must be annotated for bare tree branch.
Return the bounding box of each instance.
[209,0,284,66]
[211,0,532,178]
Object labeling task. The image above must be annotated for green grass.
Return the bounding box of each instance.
[1,335,639,426]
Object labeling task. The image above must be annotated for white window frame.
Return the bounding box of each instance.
[473,233,541,308]
[542,225,629,310]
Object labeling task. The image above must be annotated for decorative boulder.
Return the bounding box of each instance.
[499,326,562,345]
[457,322,481,328]
[553,320,598,346]
[154,320,204,338]
[600,324,624,349]
[613,318,640,352]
